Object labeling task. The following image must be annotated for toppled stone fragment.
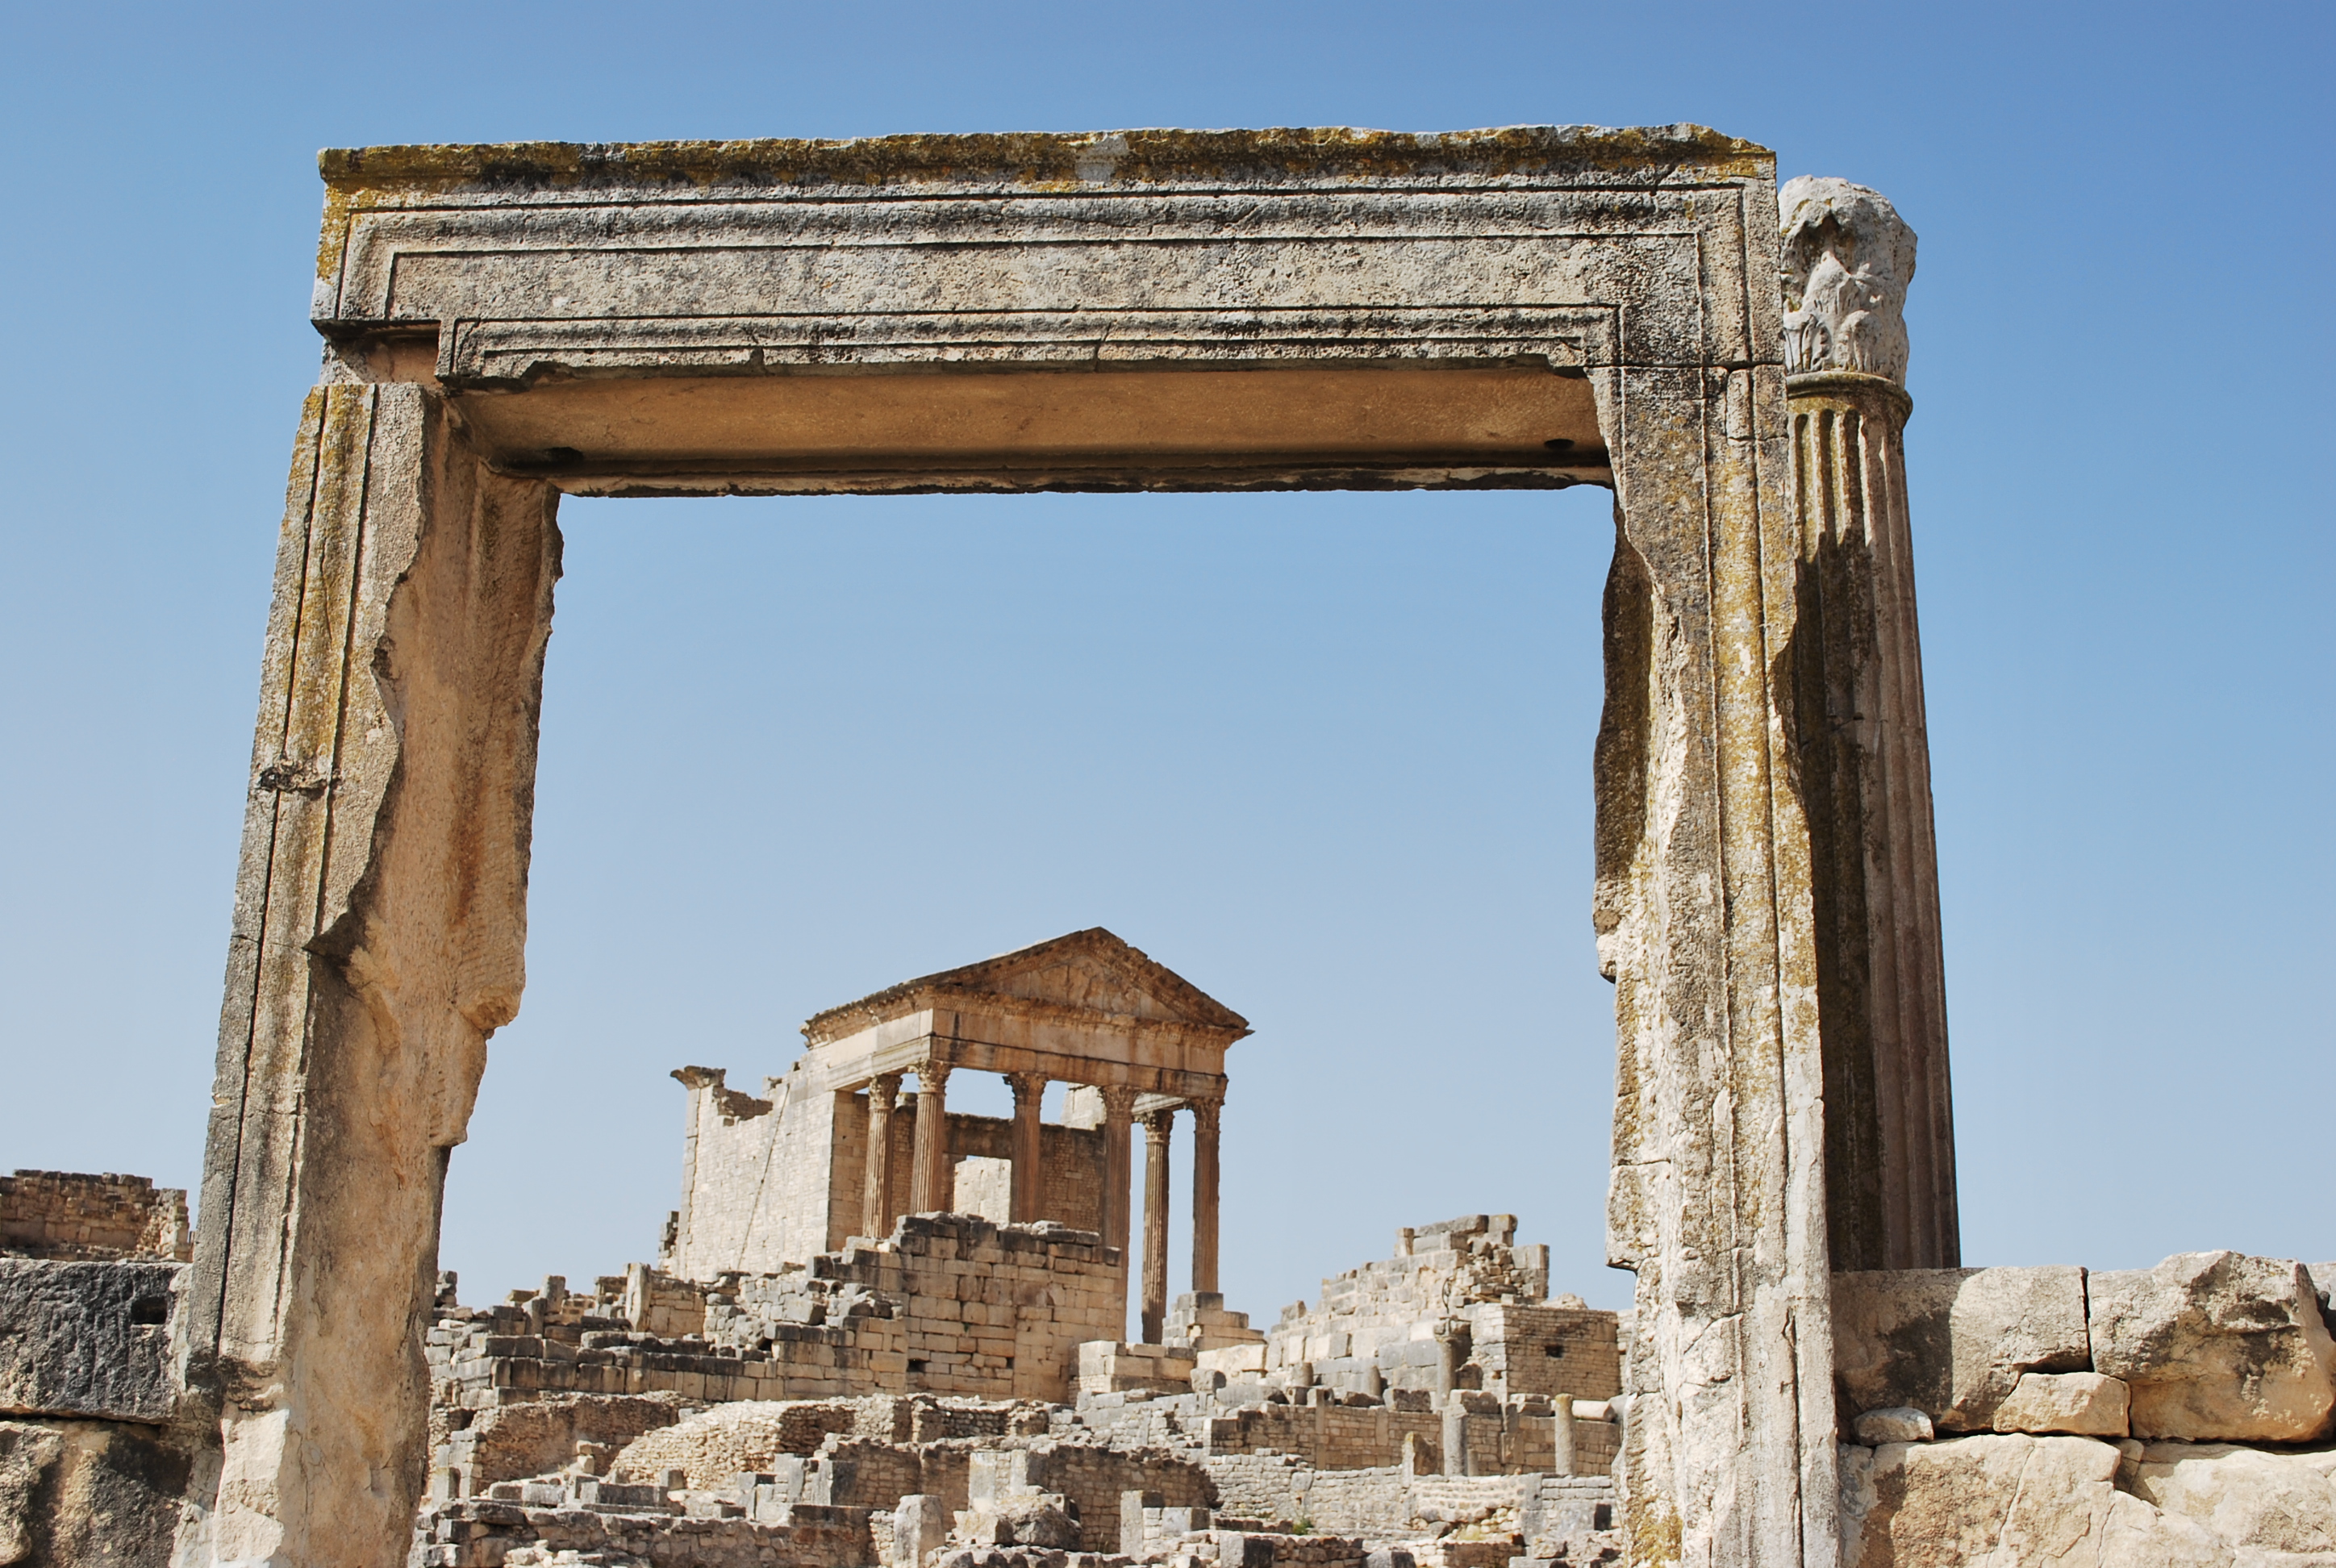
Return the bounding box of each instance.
[2088,1253,2336,1441]
[1850,1407,1931,1445]
[1990,1372,2129,1437]
[1831,1266,2088,1431]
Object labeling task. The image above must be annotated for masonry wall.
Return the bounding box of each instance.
[940,1115,1108,1236]
[669,1068,839,1280]
[1264,1216,1616,1399]
[679,1074,1116,1278]
[0,1170,191,1262]
[1198,1404,1571,1476]
[1466,1304,1621,1403]
[434,1216,1125,1416]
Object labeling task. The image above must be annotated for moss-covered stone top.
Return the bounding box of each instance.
[318,123,1771,193]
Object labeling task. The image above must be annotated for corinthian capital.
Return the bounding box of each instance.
[1779,177,1917,386]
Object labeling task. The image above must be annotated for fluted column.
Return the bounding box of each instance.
[1099,1086,1137,1289]
[1780,177,1958,1272]
[910,1061,953,1214]
[1008,1071,1047,1223]
[1188,1095,1222,1295]
[863,1073,901,1239]
[1140,1107,1174,1344]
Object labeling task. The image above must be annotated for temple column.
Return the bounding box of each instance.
[910,1061,953,1214]
[1007,1071,1047,1223]
[1188,1095,1222,1295]
[1140,1107,1174,1344]
[1099,1086,1137,1305]
[1779,177,1958,1271]
[863,1074,900,1240]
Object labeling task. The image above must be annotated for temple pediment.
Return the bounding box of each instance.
[803,928,1249,1042]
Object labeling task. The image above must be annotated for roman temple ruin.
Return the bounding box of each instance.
[6,126,2334,1568]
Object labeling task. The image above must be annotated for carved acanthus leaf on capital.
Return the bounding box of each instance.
[1187,1097,1223,1135]
[1780,176,1917,387]
[917,1061,952,1095]
[1099,1085,1139,1123]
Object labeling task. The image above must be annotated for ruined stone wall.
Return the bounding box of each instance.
[1463,1305,1621,1403]
[678,1077,1114,1277]
[433,1391,684,1492]
[433,1216,1123,1420]
[1265,1216,1554,1391]
[668,1067,836,1281]
[0,1170,191,1263]
[936,1115,1107,1237]
[413,1495,873,1568]
[1197,1403,1571,1475]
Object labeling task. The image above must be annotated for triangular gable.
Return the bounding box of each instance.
[804,927,1249,1039]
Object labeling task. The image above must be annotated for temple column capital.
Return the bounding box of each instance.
[1780,175,1917,389]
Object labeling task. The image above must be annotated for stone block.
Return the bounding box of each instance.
[2089,1253,2336,1441]
[895,1493,949,1568]
[1991,1373,2129,1437]
[0,1260,180,1424]
[1216,1529,1277,1568]
[1838,1432,2229,1566]
[1851,1407,1932,1445]
[1831,1266,2088,1431]
[2126,1441,2336,1558]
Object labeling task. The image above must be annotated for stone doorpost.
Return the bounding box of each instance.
[1007,1071,1047,1222]
[911,1061,953,1213]
[864,1074,901,1240]
[1779,177,1959,1272]
[1140,1107,1174,1344]
[178,383,561,1568]
[1189,1096,1222,1295]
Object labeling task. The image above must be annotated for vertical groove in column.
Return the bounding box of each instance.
[1789,376,1957,1273]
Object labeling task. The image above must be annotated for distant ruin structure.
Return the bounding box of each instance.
[665,929,1246,1348]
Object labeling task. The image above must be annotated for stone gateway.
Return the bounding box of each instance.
[0,123,2004,1568]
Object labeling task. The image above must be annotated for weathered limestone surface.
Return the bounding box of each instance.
[1991,1372,2129,1437]
[0,1423,61,1564]
[1837,1434,2232,1566]
[0,1417,192,1568]
[181,384,561,1568]
[1779,175,1957,1275]
[1832,1266,2089,1432]
[2127,1441,2336,1561]
[0,1259,181,1424]
[1838,1432,2336,1565]
[2089,1253,2336,1442]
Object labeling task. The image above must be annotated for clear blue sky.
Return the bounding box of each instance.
[2,2,2327,1323]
